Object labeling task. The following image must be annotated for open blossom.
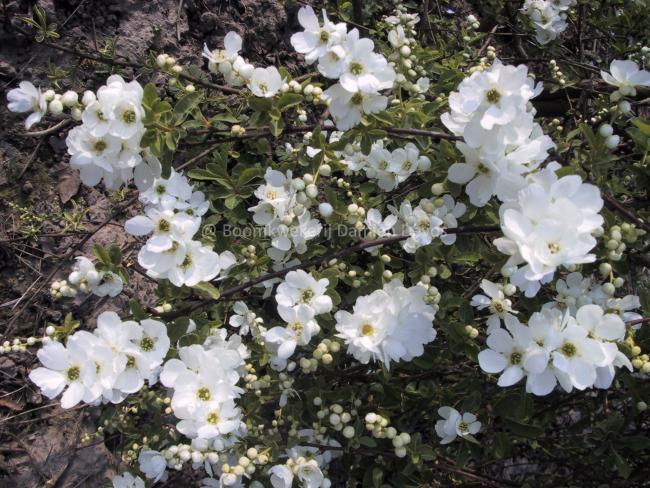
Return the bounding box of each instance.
[112,472,145,488]
[435,407,481,444]
[471,279,516,333]
[6,81,47,129]
[249,66,283,98]
[275,270,333,315]
[494,169,604,297]
[290,5,347,64]
[138,449,167,482]
[601,59,650,100]
[478,304,632,396]
[442,59,542,138]
[263,305,321,369]
[522,0,576,45]
[323,84,388,131]
[29,312,170,408]
[335,280,436,368]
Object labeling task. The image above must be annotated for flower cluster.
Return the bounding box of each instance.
[249,168,323,261]
[553,271,643,325]
[478,304,632,396]
[66,75,162,190]
[125,169,236,286]
[522,0,576,45]
[471,279,517,333]
[262,270,333,370]
[291,6,396,129]
[494,164,603,297]
[335,280,437,368]
[269,445,334,488]
[389,195,466,252]
[159,332,247,451]
[342,139,431,191]
[203,32,254,88]
[601,59,650,101]
[435,407,481,444]
[384,5,429,95]
[29,311,169,408]
[443,59,555,207]
[50,256,123,299]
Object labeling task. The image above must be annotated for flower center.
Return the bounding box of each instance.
[197,387,211,401]
[492,301,504,313]
[94,140,107,153]
[458,421,469,433]
[155,184,166,195]
[157,218,170,232]
[319,29,329,42]
[477,162,490,174]
[561,342,577,357]
[350,92,364,105]
[300,288,315,303]
[126,355,137,368]
[547,242,561,254]
[349,61,364,76]
[486,88,501,104]
[290,321,304,334]
[206,411,220,424]
[140,336,155,352]
[361,323,375,336]
[66,365,80,381]
[510,351,522,365]
[122,108,136,124]
[181,254,193,270]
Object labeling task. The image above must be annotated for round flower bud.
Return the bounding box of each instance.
[395,446,407,458]
[618,100,632,114]
[305,184,318,199]
[319,202,334,218]
[71,107,83,121]
[602,282,616,296]
[319,164,332,177]
[49,99,63,115]
[322,353,333,364]
[431,183,445,196]
[599,263,612,276]
[605,135,620,149]
[637,401,648,411]
[45,325,55,336]
[365,412,377,424]
[43,89,56,102]
[61,91,78,107]
[82,90,96,106]
[503,284,517,296]
[342,426,355,438]
[599,124,614,137]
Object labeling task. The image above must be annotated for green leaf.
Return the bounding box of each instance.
[237,167,263,186]
[248,96,273,113]
[93,244,111,265]
[633,118,650,136]
[173,91,201,121]
[502,418,543,438]
[276,93,303,110]
[129,299,148,321]
[358,436,377,447]
[142,83,159,110]
[192,282,221,300]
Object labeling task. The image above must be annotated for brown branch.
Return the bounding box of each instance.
[602,191,650,234]
[10,23,241,95]
[163,226,500,319]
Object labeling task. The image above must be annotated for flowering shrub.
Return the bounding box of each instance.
[4,1,650,486]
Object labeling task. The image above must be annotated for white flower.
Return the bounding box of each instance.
[442,59,542,136]
[270,465,294,488]
[323,83,388,130]
[494,172,603,297]
[6,81,47,129]
[229,301,257,336]
[138,449,167,482]
[389,200,444,253]
[28,337,99,408]
[335,280,436,368]
[290,6,347,65]
[478,318,533,387]
[203,31,243,77]
[176,399,242,440]
[264,305,320,364]
[249,67,282,98]
[470,279,516,333]
[165,241,233,287]
[140,169,194,209]
[94,271,124,298]
[68,256,101,292]
[275,270,333,315]
[601,59,650,100]
[339,29,395,94]
[435,407,481,444]
[112,472,145,488]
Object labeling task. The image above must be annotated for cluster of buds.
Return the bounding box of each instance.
[469,46,496,74]
[0,336,38,353]
[156,53,183,74]
[364,412,412,457]
[602,224,645,261]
